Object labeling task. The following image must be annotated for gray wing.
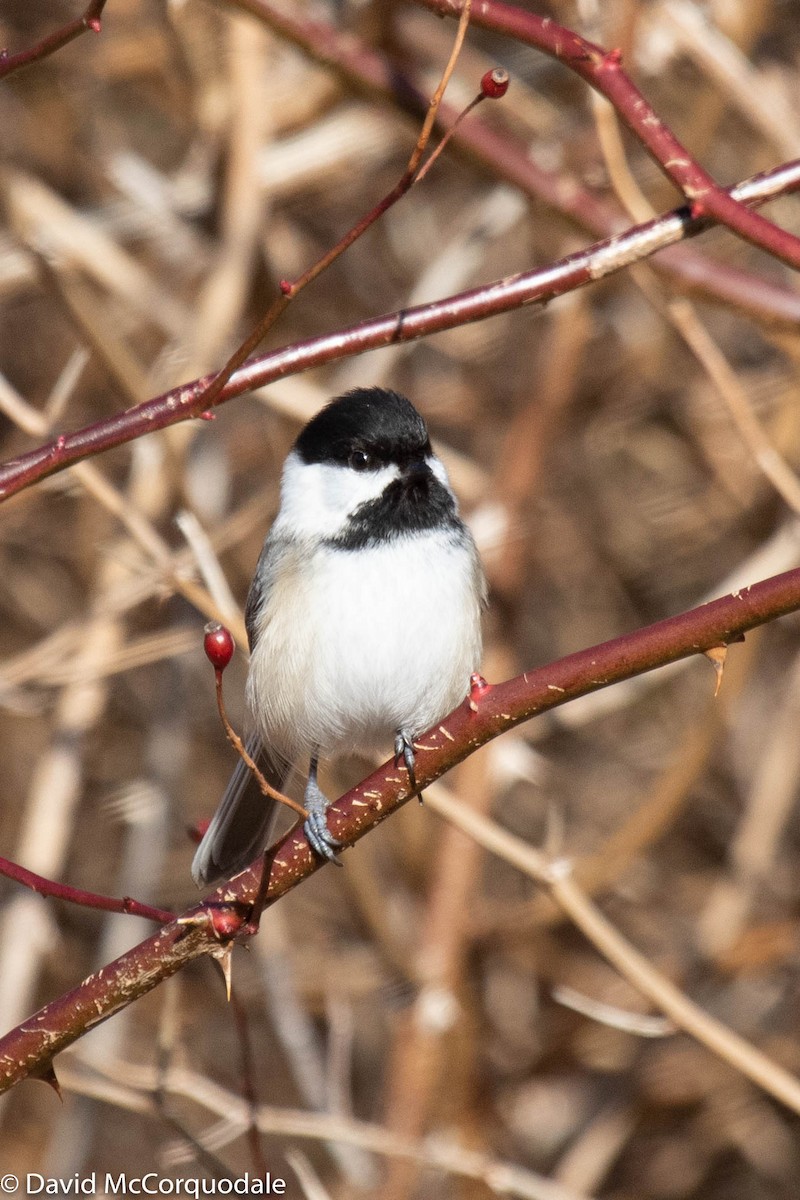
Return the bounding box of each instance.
[244,532,284,651]
[191,733,288,888]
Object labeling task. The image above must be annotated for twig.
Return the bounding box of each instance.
[0,489,273,697]
[0,856,173,925]
[659,0,800,161]
[0,1,108,80]
[550,985,676,1038]
[697,649,800,959]
[2,156,800,503]
[0,373,243,637]
[229,992,269,1176]
[205,625,307,821]
[382,746,492,1199]
[214,674,305,818]
[56,1061,593,1200]
[0,509,141,1040]
[667,297,800,516]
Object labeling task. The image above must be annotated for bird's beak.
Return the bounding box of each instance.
[402,459,431,483]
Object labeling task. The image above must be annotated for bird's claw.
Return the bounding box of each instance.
[303,793,343,865]
[395,730,423,801]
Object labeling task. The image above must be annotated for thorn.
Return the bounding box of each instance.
[212,945,234,1000]
[467,672,491,712]
[704,645,727,697]
[176,912,206,928]
[32,1060,62,1100]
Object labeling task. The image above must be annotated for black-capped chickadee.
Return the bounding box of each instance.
[192,387,486,886]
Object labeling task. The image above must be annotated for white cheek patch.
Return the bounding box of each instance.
[428,453,453,493]
[273,451,399,540]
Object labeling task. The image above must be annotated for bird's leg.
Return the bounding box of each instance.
[395,730,424,804]
[303,754,343,863]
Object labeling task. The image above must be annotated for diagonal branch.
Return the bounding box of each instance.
[2,561,800,1093]
[1,158,799,504]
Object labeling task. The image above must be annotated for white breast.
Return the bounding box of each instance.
[247,530,483,763]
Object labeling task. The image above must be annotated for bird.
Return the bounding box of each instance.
[192,387,486,886]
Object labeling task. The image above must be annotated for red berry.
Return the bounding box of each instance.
[204,622,235,671]
[480,68,509,100]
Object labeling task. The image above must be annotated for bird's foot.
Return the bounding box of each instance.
[303,775,343,864]
[395,730,424,803]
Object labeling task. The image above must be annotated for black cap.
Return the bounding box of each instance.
[294,388,431,469]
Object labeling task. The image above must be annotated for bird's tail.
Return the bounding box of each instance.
[191,736,286,887]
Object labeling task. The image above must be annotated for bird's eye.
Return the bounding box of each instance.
[348,448,374,471]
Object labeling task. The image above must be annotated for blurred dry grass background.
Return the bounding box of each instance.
[2,0,800,1196]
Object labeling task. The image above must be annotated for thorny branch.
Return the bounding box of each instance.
[3,564,800,1093]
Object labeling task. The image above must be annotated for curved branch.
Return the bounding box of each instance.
[2,562,800,1092]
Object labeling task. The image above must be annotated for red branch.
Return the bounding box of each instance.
[417,0,800,271]
[2,562,800,1091]
[0,1,107,80]
[0,855,173,924]
[1,157,799,503]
